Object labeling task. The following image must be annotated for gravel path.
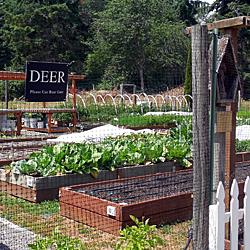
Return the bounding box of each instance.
[0,217,36,250]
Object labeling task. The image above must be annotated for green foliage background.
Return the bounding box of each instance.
[0,0,249,97]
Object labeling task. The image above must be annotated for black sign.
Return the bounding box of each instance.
[25,61,68,102]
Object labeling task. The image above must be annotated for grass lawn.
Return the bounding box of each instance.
[0,192,191,249]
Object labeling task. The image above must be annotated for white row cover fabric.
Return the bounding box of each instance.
[236,125,250,141]
[48,124,153,143]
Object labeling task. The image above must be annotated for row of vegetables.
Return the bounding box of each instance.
[6,113,250,177]
[9,118,192,177]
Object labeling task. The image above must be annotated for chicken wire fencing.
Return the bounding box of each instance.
[0,109,195,250]
[0,28,250,250]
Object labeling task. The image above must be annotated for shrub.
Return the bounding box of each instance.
[115,215,164,250]
[28,230,86,250]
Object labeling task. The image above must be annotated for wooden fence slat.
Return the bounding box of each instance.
[230,179,239,250]
[216,181,225,250]
[210,177,250,249]
[244,176,250,250]
[209,205,217,250]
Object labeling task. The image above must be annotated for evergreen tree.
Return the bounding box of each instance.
[0,1,12,69]
[1,0,89,73]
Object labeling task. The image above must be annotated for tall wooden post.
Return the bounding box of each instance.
[71,79,77,129]
[5,80,8,109]
[224,102,237,207]
[192,24,210,250]
[221,28,238,208]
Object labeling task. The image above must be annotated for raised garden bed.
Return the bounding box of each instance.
[111,114,188,129]
[123,123,176,130]
[236,152,250,163]
[60,169,193,235]
[0,161,181,202]
[0,135,57,143]
[59,163,250,235]
[0,140,52,166]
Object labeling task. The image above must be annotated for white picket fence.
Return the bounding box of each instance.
[209,176,250,250]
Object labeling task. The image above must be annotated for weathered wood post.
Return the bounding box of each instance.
[211,36,239,208]
[4,80,8,109]
[192,24,210,250]
[220,28,238,209]
[71,78,78,130]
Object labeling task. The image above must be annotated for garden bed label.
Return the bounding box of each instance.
[25,61,68,102]
[107,206,116,217]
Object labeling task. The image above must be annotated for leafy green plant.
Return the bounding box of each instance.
[9,126,192,177]
[24,113,43,119]
[76,101,175,124]
[237,110,250,119]
[236,139,250,152]
[112,114,186,127]
[115,215,164,250]
[52,112,72,124]
[28,229,86,250]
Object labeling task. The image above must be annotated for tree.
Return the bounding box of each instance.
[1,0,89,73]
[0,1,12,69]
[174,0,197,26]
[210,0,250,18]
[85,0,189,91]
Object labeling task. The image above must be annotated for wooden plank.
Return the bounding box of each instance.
[124,123,176,130]
[0,108,75,114]
[121,193,192,220]
[215,111,232,133]
[24,127,72,133]
[0,162,181,189]
[60,202,123,235]
[207,16,249,30]
[244,177,250,250]
[0,180,58,202]
[63,169,192,192]
[60,187,192,221]
[0,136,56,143]
[230,180,239,249]
[60,188,123,220]
[236,152,250,163]
[0,71,85,81]
[0,158,27,167]
[0,162,182,202]
[60,200,193,235]
[186,16,250,35]
[0,168,118,190]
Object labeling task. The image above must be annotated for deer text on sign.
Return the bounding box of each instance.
[29,70,65,83]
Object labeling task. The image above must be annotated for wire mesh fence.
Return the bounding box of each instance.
[0,25,250,250]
